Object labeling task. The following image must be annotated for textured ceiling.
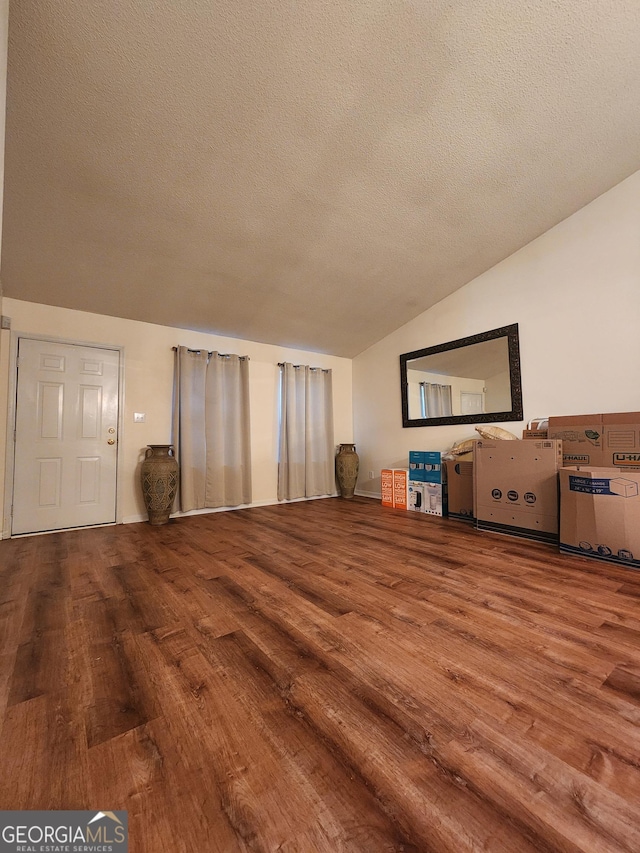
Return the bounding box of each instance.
[2,1,640,357]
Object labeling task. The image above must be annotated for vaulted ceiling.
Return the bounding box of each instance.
[2,1,640,356]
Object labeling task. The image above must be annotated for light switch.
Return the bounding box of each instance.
[134,412,146,423]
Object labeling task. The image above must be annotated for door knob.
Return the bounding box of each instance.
[107,438,116,445]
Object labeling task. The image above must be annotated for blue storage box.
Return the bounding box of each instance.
[408,451,443,483]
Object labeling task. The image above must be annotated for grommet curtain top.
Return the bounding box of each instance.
[172,346,248,360]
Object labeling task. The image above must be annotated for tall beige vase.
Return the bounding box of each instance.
[335,443,359,499]
[141,445,179,525]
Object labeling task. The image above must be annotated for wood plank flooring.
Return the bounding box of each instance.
[1,496,640,852]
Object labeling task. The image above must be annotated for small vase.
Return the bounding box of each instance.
[336,443,359,499]
[141,445,179,525]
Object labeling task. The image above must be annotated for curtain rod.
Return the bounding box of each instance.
[173,347,248,360]
[278,362,331,372]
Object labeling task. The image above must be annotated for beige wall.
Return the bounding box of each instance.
[354,169,640,497]
[0,299,353,533]
[484,368,511,413]
[3,168,640,525]
[406,368,484,418]
[0,0,9,538]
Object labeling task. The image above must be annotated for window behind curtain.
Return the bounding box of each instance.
[419,382,453,418]
[278,362,335,500]
[173,346,251,512]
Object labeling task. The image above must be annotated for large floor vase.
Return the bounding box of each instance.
[141,445,179,525]
[336,443,359,499]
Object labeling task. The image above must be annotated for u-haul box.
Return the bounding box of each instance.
[559,467,640,568]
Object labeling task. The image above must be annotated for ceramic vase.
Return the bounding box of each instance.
[335,443,359,499]
[141,445,179,525]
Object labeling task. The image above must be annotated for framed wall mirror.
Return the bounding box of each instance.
[400,323,523,428]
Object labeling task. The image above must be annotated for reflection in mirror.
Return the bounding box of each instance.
[406,337,510,419]
[400,324,522,428]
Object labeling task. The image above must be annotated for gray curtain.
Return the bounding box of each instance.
[173,346,251,512]
[173,348,207,510]
[278,363,334,501]
[420,382,453,418]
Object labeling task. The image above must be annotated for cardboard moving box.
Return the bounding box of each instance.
[522,429,548,440]
[559,467,640,568]
[548,412,640,469]
[548,414,603,466]
[602,412,640,469]
[444,453,474,522]
[474,439,562,543]
[381,469,395,508]
[381,468,409,508]
[393,468,410,510]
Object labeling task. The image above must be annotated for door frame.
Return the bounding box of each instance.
[3,332,126,538]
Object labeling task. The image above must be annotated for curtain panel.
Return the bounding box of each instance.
[419,382,453,418]
[278,363,335,501]
[173,346,252,512]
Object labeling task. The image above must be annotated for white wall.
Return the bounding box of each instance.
[354,170,640,497]
[0,299,353,533]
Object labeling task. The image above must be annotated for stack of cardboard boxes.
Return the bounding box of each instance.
[381,453,446,515]
[379,411,640,569]
[381,468,410,511]
[408,451,446,516]
[549,412,640,569]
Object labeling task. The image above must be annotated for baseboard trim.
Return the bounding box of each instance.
[122,492,340,525]
[355,488,381,500]
[476,518,559,544]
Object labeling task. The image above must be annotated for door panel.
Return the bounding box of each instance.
[38,382,64,438]
[37,457,62,507]
[77,456,101,504]
[80,386,102,438]
[460,392,484,415]
[12,338,120,535]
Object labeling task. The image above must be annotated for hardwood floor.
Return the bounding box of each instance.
[1,496,640,852]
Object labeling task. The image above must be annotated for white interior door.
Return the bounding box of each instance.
[460,392,484,415]
[12,338,121,535]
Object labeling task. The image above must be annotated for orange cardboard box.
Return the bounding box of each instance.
[381,468,395,507]
[393,469,410,510]
[381,468,410,509]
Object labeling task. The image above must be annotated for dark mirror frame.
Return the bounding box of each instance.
[400,323,523,428]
